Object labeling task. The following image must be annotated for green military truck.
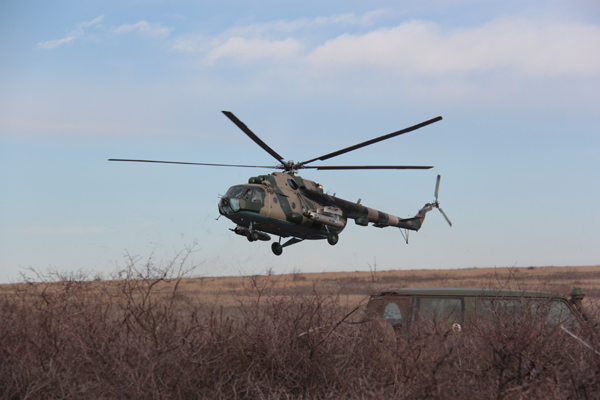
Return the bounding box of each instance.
[366,287,589,332]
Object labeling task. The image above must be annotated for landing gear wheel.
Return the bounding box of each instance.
[271,242,283,256]
[247,231,259,242]
[327,232,339,246]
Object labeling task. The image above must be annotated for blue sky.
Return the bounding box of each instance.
[1,0,599,282]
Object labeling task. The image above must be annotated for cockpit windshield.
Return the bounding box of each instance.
[225,186,244,198]
[225,186,264,204]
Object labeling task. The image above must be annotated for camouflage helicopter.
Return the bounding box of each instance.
[109,111,452,256]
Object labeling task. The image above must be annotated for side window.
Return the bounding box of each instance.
[529,299,579,327]
[477,299,522,318]
[241,189,252,200]
[414,297,464,324]
[276,195,286,207]
[383,303,403,325]
[476,298,579,328]
[251,190,264,204]
[366,298,408,326]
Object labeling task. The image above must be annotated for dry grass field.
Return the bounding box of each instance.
[171,264,600,310]
[1,264,599,399]
[3,264,599,304]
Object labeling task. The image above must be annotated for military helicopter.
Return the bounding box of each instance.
[109,111,452,255]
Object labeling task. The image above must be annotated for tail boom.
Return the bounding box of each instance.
[396,203,435,231]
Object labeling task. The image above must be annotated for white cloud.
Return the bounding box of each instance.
[113,21,172,38]
[80,15,105,28]
[171,10,388,55]
[230,10,389,36]
[205,37,304,63]
[172,33,207,53]
[36,15,104,49]
[171,13,600,77]
[307,17,600,77]
[36,36,77,49]
[36,16,173,49]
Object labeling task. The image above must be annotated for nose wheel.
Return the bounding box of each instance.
[327,232,339,246]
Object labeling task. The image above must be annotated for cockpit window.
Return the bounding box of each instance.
[251,190,264,203]
[225,186,244,198]
[241,189,252,200]
[225,186,265,204]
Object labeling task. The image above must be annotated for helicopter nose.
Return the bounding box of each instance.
[218,197,240,215]
[218,197,232,215]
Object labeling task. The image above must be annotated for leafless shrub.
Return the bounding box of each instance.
[1,260,600,399]
[289,266,306,282]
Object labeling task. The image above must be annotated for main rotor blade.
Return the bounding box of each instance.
[222,111,284,164]
[298,116,442,167]
[108,159,276,168]
[303,165,433,170]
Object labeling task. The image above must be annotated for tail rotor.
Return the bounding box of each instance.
[434,175,452,227]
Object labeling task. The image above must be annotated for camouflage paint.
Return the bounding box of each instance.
[218,171,437,243]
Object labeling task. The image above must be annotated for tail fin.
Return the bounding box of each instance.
[397,203,434,231]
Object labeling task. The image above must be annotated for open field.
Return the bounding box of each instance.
[4,265,599,312]
[4,264,599,298]
[167,265,600,309]
[1,264,599,399]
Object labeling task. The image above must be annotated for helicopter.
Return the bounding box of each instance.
[109,111,452,256]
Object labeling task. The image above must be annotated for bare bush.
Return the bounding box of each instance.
[1,261,600,399]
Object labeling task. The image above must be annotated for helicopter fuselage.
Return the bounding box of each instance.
[216,171,443,256]
[218,172,345,241]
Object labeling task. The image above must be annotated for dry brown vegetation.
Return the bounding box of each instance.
[1,260,599,399]
[171,264,600,310]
